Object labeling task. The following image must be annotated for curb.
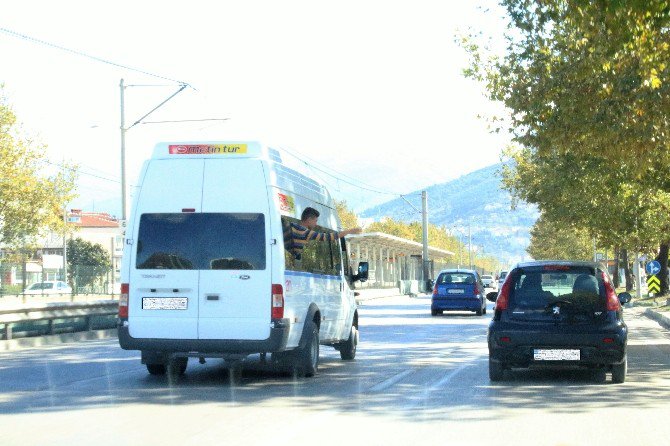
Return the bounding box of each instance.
[0,328,118,352]
[643,308,670,331]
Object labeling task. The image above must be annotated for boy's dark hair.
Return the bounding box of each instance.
[301,207,320,221]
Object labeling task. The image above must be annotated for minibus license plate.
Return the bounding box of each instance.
[533,349,580,361]
[142,297,188,310]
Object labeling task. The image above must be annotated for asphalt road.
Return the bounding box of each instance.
[1,295,669,446]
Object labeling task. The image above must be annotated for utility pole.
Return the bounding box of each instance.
[120,79,128,221]
[421,191,430,290]
[458,234,462,268]
[62,207,68,282]
[468,222,473,270]
[635,252,642,300]
[119,79,189,222]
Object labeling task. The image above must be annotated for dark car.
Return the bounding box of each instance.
[487,261,629,383]
[431,269,487,316]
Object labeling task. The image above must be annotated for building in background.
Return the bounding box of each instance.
[0,210,123,293]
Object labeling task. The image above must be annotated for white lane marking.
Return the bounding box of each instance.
[367,369,415,393]
[401,361,484,412]
[427,363,473,391]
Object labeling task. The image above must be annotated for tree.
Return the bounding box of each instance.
[0,86,77,248]
[527,214,593,261]
[462,1,670,292]
[66,237,111,289]
[335,200,360,230]
[463,0,670,172]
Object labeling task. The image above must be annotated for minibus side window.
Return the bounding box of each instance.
[282,216,338,276]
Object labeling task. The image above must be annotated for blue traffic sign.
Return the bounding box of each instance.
[646,260,661,276]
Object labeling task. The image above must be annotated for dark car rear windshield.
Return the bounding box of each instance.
[437,272,476,284]
[136,213,266,270]
[508,265,606,310]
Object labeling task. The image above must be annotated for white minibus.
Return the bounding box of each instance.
[118,141,368,377]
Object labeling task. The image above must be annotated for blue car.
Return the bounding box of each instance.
[431,269,487,316]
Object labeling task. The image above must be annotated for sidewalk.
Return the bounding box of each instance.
[642,306,670,330]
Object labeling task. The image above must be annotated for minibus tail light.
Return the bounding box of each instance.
[272,284,284,319]
[119,283,129,318]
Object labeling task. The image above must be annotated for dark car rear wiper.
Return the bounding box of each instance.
[545,300,573,310]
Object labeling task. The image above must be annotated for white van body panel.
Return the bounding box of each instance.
[119,141,358,360]
[199,159,271,340]
[127,159,204,339]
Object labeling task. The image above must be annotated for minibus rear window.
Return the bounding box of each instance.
[136,213,266,270]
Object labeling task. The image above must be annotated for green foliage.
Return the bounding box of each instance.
[527,214,593,261]
[66,237,112,288]
[463,1,670,252]
[0,86,78,248]
[335,200,360,229]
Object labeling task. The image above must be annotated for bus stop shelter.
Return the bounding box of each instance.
[346,232,455,292]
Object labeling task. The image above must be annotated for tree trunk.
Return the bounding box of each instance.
[655,242,669,296]
[622,249,633,292]
[612,247,621,288]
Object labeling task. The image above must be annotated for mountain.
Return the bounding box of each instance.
[360,163,539,266]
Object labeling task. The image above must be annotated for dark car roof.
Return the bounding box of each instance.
[513,260,602,269]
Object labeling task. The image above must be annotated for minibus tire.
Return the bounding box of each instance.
[339,324,358,360]
[296,321,319,377]
[167,357,188,377]
[146,364,166,375]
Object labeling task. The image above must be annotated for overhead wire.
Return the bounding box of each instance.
[0,26,191,87]
[278,145,412,197]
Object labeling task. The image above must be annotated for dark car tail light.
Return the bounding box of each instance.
[473,282,481,296]
[601,271,620,311]
[496,274,513,311]
[432,284,438,296]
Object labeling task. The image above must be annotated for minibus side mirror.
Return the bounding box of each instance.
[355,262,369,282]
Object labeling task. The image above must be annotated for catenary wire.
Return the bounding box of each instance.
[0,26,191,87]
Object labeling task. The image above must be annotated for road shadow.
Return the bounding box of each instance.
[0,303,667,425]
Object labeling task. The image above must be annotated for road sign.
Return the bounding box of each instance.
[646,260,661,276]
[647,275,661,294]
[596,252,604,261]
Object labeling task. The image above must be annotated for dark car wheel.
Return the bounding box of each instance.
[489,357,504,381]
[476,307,483,316]
[612,356,627,384]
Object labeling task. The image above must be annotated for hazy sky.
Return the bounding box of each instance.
[1,0,510,215]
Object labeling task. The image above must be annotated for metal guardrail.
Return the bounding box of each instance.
[0,300,118,340]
